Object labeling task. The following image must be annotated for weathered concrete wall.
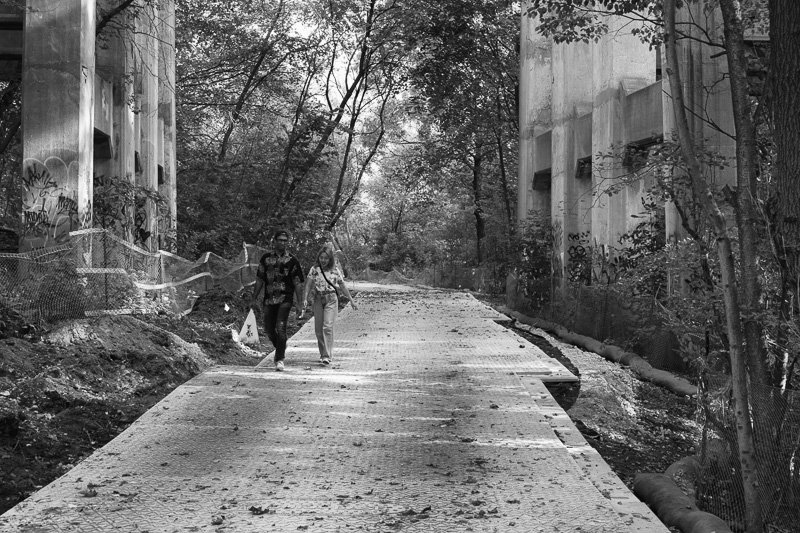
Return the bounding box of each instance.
[696,7,736,189]
[21,0,95,251]
[17,1,176,251]
[135,1,159,249]
[512,5,745,369]
[590,19,656,251]
[519,3,552,223]
[96,1,136,182]
[623,81,662,235]
[625,81,663,144]
[662,4,735,243]
[573,111,593,242]
[551,40,593,281]
[95,1,136,243]
[517,6,736,254]
[531,132,552,218]
[158,0,177,250]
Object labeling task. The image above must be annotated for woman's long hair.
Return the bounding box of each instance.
[316,243,336,271]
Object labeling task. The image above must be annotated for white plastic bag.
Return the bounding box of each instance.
[238,309,260,346]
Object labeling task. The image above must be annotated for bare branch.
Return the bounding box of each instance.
[96,0,138,37]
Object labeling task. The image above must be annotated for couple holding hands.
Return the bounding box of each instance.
[251,230,356,371]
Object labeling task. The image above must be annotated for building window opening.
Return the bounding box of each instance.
[533,169,551,191]
[575,157,592,180]
[623,137,663,173]
[94,129,113,160]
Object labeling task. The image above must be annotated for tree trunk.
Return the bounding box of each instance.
[768,0,800,381]
[472,148,486,264]
[328,119,385,231]
[96,0,137,37]
[495,129,514,238]
[496,91,514,238]
[763,0,800,519]
[217,0,285,163]
[718,0,769,388]
[329,90,364,225]
[664,2,762,531]
[277,0,379,214]
[275,62,318,203]
[329,81,391,231]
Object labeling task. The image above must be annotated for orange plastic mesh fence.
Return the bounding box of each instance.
[0,229,268,325]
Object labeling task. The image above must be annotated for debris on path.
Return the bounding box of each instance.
[2,286,669,532]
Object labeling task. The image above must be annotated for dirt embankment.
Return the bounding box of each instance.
[0,288,308,515]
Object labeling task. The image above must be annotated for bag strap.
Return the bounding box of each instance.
[319,266,339,296]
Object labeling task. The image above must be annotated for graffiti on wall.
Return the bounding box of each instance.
[550,220,563,281]
[157,206,175,252]
[21,158,92,249]
[134,196,152,249]
[566,231,592,284]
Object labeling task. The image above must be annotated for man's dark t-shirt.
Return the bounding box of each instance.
[256,251,304,305]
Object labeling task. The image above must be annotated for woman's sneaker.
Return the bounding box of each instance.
[321,358,331,366]
[275,361,285,371]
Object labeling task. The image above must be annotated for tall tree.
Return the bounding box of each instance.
[275,0,404,222]
[401,0,519,264]
[768,0,800,387]
[664,2,762,528]
[175,0,410,254]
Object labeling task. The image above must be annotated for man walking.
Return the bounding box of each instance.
[251,229,305,371]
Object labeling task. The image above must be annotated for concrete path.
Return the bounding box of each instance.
[1,284,668,532]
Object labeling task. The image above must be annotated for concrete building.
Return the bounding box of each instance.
[516,4,748,286]
[0,0,176,252]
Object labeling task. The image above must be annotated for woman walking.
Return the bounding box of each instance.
[302,244,357,365]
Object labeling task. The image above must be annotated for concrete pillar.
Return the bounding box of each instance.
[622,80,662,237]
[95,1,136,242]
[158,0,177,250]
[518,6,553,225]
[699,6,736,189]
[96,2,135,184]
[662,49,682,244]
[663,3,732,243]
[135,0,159,250]
[551,40,593,283]
[591,18,655,251]
[21,0,95,250]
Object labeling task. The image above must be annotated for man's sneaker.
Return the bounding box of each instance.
[275,361,285,371]
[321,358,331,366]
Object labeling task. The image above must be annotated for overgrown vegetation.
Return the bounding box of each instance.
[0,1,799,531]
[172,0,519,282]
[511,2,799,531]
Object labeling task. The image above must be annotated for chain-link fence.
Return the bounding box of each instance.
[0,228,270,327]
[696,378,800,532]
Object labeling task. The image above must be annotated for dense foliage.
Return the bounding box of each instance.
[173,0,519,282]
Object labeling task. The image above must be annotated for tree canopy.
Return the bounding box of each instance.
[171,0,520,276]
